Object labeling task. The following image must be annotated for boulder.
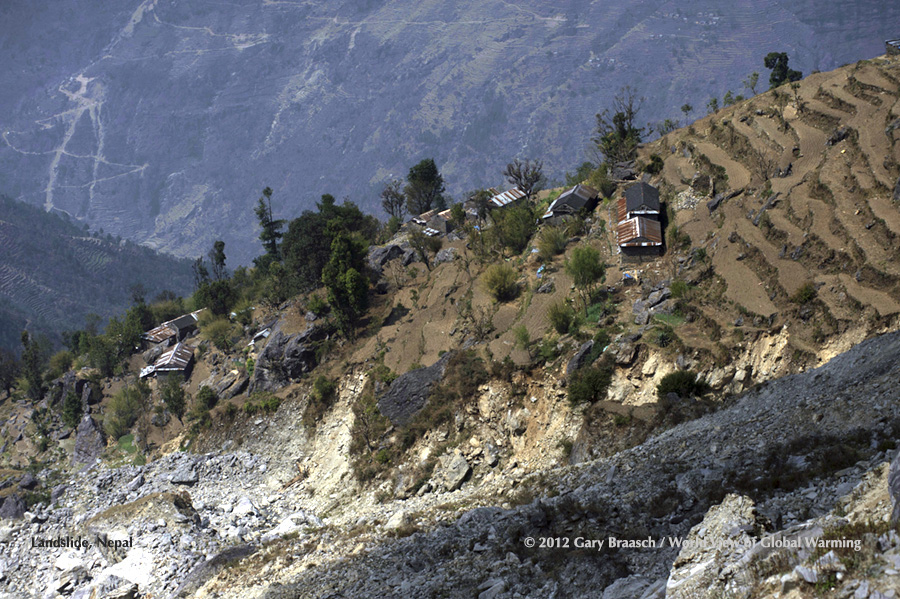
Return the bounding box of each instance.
[72,415,105,467]
[171,465,199,485]
[0,493,25,520]
[249,322,333,393]
[432,452,471,492]
[142,344,166,365]
[367,244,405,273]
[17,472,38,490]
[614,343,637,366]
[611,160,636,180]
[566,341,594,376]
[433,247,456,265]
[646,288,671,308]
[536,280,554,294]
[377,352,453,425]
[826,126,849,146]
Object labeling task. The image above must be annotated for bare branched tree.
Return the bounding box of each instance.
[592,86,645,165]
[503,158,544,199]
[380,179,406,220]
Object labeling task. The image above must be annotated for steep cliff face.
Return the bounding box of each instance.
[2,0,899,263]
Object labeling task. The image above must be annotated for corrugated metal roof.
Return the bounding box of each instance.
[423,227,441,237]
[542,185,598,218]
[617,217,663,246]
[154,342,194,371]
[490,188,526,208]
[142,324,176,344]
[617,196,628,223]
[167,313,198,331]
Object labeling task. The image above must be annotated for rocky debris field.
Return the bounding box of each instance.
[250,331,900,598]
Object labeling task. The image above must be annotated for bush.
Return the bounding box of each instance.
[307,293,330,317]
[203,318,239,351]
[103,382,149,440]
[644,154,664,175]
[548,301,575,335]
[195,386,217,410]
[47,350,73,380]
[536,227,567,261]
[670,279,690,299]
[482,264,519,302]
[567,358,614,405]
[790,282,817,304]
[303,375,338,428]
[160,375,186,421]
[656,370,708,401]
[61,390,82,429]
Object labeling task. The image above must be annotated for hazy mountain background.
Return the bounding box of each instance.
[0,195,193,351]
[1,0,897,265]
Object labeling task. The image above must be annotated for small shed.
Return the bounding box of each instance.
[887,39,900,56]
[542,184,599,222]
[622,182,660,219]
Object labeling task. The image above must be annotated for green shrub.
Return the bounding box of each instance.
[195,386,217,410]
[303,376,338,428]
[536,227,567,261]
[61,390,83,429]
[160,375,186,420]
[513,325,530,351]
[203,318,239,351]
[656,370,708,401]
[307,293,330,317]
[644,154,664,175]
[790,282,817,304]
[567,358,614,405]
[548,301,575,335]
[47,350,73,380]
[670,279,690,299]
[482,264,519,302]
[103,382,149,440]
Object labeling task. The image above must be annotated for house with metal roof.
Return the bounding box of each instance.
[616,182,663,262]
[140,342,194,378]
[541,184,599,223]
[141,310,203,349]
[489,188,526,209]
[622,182,660,219]
[887,39,900,56]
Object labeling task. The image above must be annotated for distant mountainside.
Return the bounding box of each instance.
[0,0,898,264]
[0,195,193,350]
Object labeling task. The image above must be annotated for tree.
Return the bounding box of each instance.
[764,52,802,89]
[743,71,760,96]
[680,104,693,124]
[161,375,186,422]
[405,159,446,215]
[61,390,83,429]
[790,82,807,115]
[130,283,147,305]
[490,203,536,255]
[0,349,20,396]
[408,227,443,270]
[592,86,645,165]
[706,97,720,114]
[208,240,227,281]
[655,119,678,137]
[469,189,493,224]
[254,186,284,266]
[565,245,605,312]
[195,280,237,316]
[503,159,544,199]
[322,233,369,337]
[192,257,209,290]
[380,179,406,220]
[20,331,47,400]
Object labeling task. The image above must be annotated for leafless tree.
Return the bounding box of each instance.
[380,179,406,220]
[503,158,544,199]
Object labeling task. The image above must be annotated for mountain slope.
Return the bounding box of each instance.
[1,0,898,263]
[0,195,193,350]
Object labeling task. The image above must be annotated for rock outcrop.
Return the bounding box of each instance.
[377,352,453,425]
[72,415,104,467]
[250,323,333,393]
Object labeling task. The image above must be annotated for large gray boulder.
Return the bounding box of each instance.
[169,544,258,598]
[367,244,405,275]
[0,493,25,520]
[432,452,472,492]
[72,415,105,467]
[377,352,453,425]
[249,322,333,393]
[566,340,594,376]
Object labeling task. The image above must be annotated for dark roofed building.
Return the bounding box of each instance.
[141,310,202,349]
[542,184,599,222]
[623,182,660,218]
[887,39,900,56]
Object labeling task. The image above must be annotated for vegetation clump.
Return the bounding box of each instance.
[482,264,519,302]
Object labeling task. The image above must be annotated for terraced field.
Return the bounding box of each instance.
[0,196,193,350]
[641,54,900,358]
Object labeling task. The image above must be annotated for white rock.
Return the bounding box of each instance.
[232,497,257,517]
